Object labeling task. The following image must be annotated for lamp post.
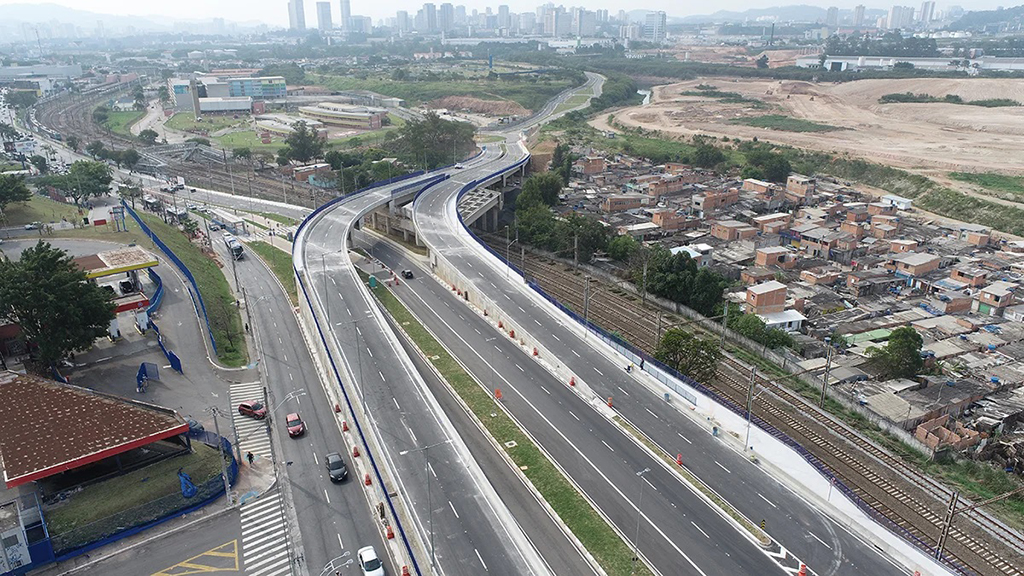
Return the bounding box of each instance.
[632,467,651,575]
[403,439,452,573]
[504,225,517,280]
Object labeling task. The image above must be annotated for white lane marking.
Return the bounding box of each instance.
[572,350,580,357]
[618,386,630,396]
[337,533,344,549]
[312,452,319,465]
[593,367,603,376]
[283,353,288,362]
[601,440,615,452]
[449,500,460,519]
[404,422,418,444]
[758,493,778,509]
[715,461,731,474]
[517,305,526,313]
[569,411,579,421]
[379,370,386,382]
[691,521,710,539]
[366,347,373,357]
[809,531,832,549]
[552,334,560,341]
[645,408,659,419]
[516,364,524,372]
[330,277,336,286]
[474,328,481,334]
[475,548,488,571]
[393,397,401,410]
[428,461,437,478]
[534,319,541,326]
[324,489,331,504]
[289,373,293,381]
[677,432,692,444]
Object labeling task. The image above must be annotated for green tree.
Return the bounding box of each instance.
[692,144,725,168]
[92,105,110,125]
[0,122,17,141]
[29,155,48,174]
[182,218,199,238]
[85,140,106,158]
[120,148,141,171]
[39,161,113,205]
[283,121,325,163]
[521,172,563,206]
[756,54,770,69]
[608,234,639,261]
[0,241,115,369]
[730,313,794,349]
[133,86,146,110]
[232,147,252,162]
[553,212,608,264]
[5,91,37,109]
[117,178,143,208]
[655,329,722,384]
[138,128,159,145]
[867,326,923,379]
[388,112,475,169]
[157,85,171,104]
[64,135,81,152]
[0,174,32,211]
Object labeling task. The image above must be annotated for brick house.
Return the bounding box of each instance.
[950,265,988,287]
[711,220,758,241]
[889,239,919,253]
[752,212,792,234]
[650,209,690,232]
[574,156,606,176]
[976,281,1017,316]
[785,174,816,204]
[887,253,942,278]
[601,194,646,213]
[692,187,740,216]
[746,280,787,315]
[755,246,797,268]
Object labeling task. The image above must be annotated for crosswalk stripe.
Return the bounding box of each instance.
[245,549,290,573]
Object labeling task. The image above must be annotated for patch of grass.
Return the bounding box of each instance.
[730,115,840,133]
[213,130,287,153]
[248,240,297,305]
[367,279,652,576]
[165,113,247,134]
[950,172,1024,198]
[2,194,84,226]
[45,443,224,535]
[133,211,248,366]
[474,134,506,144]
[311,73,580,112]
[244,218,269,230]
[916,187,1024,237]
[679,90,768,108]
[554,93,593,115]
[257,212,299,226]
[101,110,145,136]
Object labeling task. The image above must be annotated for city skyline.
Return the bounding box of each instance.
[0,0,1000,29]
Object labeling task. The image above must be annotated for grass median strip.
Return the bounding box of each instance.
[365,279,652,576]
[248,240,297,305]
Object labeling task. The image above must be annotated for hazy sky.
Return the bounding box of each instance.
[0,0,1000,28]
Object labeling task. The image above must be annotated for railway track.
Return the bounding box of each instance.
[481,237,1024,576]
[32,90,320,208]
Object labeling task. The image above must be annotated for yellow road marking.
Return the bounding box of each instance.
[151,540,239,575]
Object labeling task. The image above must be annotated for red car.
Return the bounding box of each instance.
[238,400,267,419]
[286,413,306,437]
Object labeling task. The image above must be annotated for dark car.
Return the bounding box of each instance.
[325,452,348,482]
[401,270,414,279]
[286,412,306,437]
[238,401,267,419]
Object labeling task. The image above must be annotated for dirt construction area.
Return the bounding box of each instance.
[599,77,1024,174]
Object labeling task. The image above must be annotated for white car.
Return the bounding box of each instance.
[357,545,385,576]
[454,163,464,169]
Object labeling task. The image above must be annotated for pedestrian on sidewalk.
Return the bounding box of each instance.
[246,452,255,466]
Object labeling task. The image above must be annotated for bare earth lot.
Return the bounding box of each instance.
[600,77,1024,174]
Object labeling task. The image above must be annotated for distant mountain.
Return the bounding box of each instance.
[0,3,166,29]
[949,5,1024,31]
[676,5,830,24]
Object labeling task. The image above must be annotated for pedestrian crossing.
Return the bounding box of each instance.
[240,488,293,576]
[229,382,273,465]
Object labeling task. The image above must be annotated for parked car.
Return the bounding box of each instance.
[401,270,414,279]
[357,546,385,576]
[285,413,305,437]
[238,401,267,419]
[23,222,40,230]
[325,452,348,482]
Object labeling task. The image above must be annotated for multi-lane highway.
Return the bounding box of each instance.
[294,170,561,576]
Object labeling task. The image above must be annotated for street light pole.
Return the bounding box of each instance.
[209,406,233,509]
[744,366,758,451]
[405,440,450,572]
[632,467,651,575]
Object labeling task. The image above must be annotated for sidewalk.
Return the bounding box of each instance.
[30,461,276,576]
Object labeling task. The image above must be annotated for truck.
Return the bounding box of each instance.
[224,235,244,260]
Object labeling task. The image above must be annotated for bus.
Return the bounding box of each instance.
[224,235,244,260]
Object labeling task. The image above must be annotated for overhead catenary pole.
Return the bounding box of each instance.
[632,467,651,575]
[819,337,834,408]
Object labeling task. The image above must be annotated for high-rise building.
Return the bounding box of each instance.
[288,0,306,30]
[316,2,333,30]
[519,12,536,34]
[644,11,666,42]
[919,1,935,22]
[619,23,641,40]
[439,2,454,31]
[886,5,914,29]
[455,5,467,25]
[826,6,839,27]
[396,10,410,33]
[498,5,510,29]
[853,4,866,26]
[573,8,596,36]
[339,0,351,29]
[423,3,437,32]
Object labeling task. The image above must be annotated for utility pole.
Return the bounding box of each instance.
[573,232,578,271]
[935,485,1024,560]
[656,310,663,345]
[641,259,648,308]
[720,299,730,346]
[223,148,236,196]
[406,440,450,572]
[583,275,592,340]
[744,366,758,451]
[819,337,834,408]
[210,407,233,509]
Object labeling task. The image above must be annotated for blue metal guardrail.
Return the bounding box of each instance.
[452,163,974,575]
[146,268,164,315]
[122,201,217,355]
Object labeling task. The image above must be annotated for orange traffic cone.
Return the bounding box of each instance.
[495,388,503,400]
[607,396,613,407]
[798,565,807,576]
[498,320,503,329]
[353,445,360,457]
[342,420,349,431]
[386,525,395,539]
[676,454,683,466]
[533,347,538,356]
[509,329,515,338]
[569,376,576,386]
[402,568,411,576]
[334,403,341,413]
[364,473,372,486]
